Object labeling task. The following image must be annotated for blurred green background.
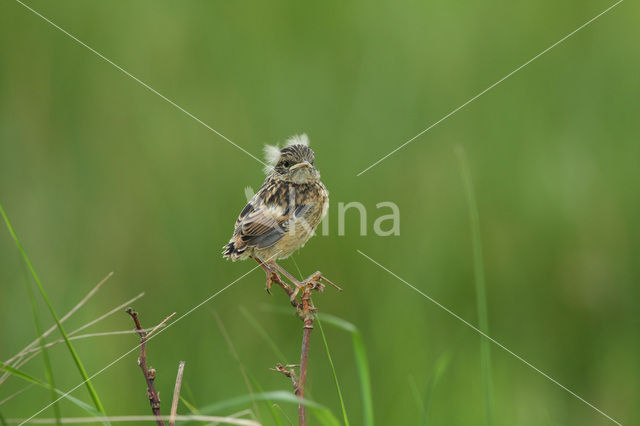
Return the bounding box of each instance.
[1,0,638,424]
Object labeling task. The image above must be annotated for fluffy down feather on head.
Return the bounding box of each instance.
[262,133,310,174]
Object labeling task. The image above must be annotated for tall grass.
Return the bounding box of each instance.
[408,350,451,425]
[248,377,285,426]
[21,264,62,425]
[197,391,340,426]
[456,147,494,425]
[0,203,106,414]
[316,319,350,426]
[211,310,260,418]
[318,314,374,426]
[0,362,103,418]
[239,306,289,364]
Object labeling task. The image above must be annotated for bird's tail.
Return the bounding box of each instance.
[222,242,235,259]
[222,240,247,261]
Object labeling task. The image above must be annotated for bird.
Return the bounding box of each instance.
[222,134,332,297]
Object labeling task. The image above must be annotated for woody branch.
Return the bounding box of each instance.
[126,308,175,426]
[270,270,335,426]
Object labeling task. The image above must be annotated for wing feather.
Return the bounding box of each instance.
[223,178,319,260]
[232,186,289,250]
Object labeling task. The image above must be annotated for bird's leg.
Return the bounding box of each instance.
[270,262,306,302]
[253,256,282,294]
[254,257,299,307]
[270,263,342,303]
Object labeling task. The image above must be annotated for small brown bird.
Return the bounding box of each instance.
[223,134,329,295]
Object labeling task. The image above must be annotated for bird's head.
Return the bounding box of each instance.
[264,134,320,184]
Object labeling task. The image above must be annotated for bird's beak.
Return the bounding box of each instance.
[290,161,312,170]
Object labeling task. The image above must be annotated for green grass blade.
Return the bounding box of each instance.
[423,351,451,421]
[211,309,262,423]
[239,305,289,363]
[248,376,284,426]
[0,411,7,426]
[0,361,105,421]
[288,257,304,281]
[179,395,200,415]
[198,391,338,425]
[0,203,105,414]
[311,408,342,426]
[22,263,62,425]
[319,314,374,426]
[409,351,452,425]
[272,403,295,425]
[317,318,350,426]
[456,147,494,426]
[408,376,427,426]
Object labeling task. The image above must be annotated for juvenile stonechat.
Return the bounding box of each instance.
[223,134,330,294]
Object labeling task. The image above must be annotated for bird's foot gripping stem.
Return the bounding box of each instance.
[266,271,282,295]
[253,257,283,295]
[289,271,342,303]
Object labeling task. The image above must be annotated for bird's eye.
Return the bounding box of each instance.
[283,161,291,168]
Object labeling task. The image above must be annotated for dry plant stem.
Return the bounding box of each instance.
[0,273,115,386]
[3,415,260,425]
[126,308,169,426]
[266,263,333,426]
[17,272,113,357]
[1,291,142,377]
[0,292,145,387]
[258,257,341,425]
[296,285,317,426]
[0,384,33,407]
[273,284,317,426]
[271,363,298,389]
[22,329,153,355]
[168,361,185,426]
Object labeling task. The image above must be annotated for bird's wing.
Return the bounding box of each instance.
[233,192,291,250]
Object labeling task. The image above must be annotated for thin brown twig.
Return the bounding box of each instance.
[295,282,320,426]
[126,308,172,426]
[271,363,298,391]
[270,269,330,426]
[168,361,185,426]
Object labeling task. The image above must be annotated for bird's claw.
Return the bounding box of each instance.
[265,271,281,295]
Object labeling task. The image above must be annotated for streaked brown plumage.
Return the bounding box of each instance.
[223,135,328,292]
